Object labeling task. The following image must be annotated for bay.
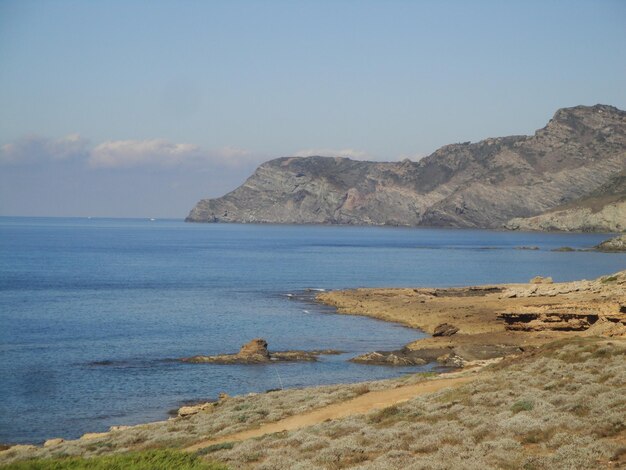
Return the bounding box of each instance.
[0,217,624,444]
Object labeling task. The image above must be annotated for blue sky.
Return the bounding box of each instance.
[1,0,625,217]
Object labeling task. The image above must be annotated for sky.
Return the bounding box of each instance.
[0,0,625,218]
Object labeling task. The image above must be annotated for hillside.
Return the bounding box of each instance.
[505,172,626,232]
[187,105,626,230]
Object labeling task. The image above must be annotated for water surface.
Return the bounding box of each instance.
[0,217,624,443]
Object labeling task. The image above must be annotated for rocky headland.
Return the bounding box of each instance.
[187,104,626,232]
[182,338,341,364]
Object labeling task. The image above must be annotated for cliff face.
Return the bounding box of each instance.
[186,105,626,229]
[506,173,626,232]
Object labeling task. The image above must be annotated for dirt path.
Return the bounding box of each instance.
[185,374,479,453]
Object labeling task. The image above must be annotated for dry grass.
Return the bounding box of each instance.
[0,373,437,466]
[206,337,625,469]
[2,339,624,469]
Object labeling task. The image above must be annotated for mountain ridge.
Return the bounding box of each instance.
[187,104,626,231]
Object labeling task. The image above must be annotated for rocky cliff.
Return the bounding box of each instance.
[505,172,625,232]
[187,105,626,229]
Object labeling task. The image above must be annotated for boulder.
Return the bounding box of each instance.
[238,338,270,360]
[178,402,214,418]
[43,438,64,447]
[530,276,553,284]
[433,323,459,336]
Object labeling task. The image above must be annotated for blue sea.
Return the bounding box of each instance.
[0,217,624,444]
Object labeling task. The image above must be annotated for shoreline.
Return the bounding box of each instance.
[316,271,626,364]
[1,270,625,465]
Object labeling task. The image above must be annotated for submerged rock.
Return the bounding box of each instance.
[182,338,341,364]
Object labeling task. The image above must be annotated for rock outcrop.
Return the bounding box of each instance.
[505,173,626,232]
[594,234,626,252]
[351,344,523,367]
[432,323,459,337]
[187,105,626,230]
[182,338,341,364]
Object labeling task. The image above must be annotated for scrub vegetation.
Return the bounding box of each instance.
[2,338,624,469]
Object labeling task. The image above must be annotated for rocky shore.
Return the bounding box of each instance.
[317,270,626,367]
[2,272,625,469]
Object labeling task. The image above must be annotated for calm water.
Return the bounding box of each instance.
[0,217,624,444]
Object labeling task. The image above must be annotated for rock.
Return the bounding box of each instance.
[351,351,427,366]
[238,338,270,360]
[452,344,524,361]
[43,438,64,447]
[351,347,449,366]
[433,323,460,336]
[530,276,553,284]
[109,425,131,432]
[552,247,576,252]
[497,310,626,332]
[187,105,626,231]
[436,353,465,367]
[218,393,230,401]
[178,402,214,418]
[80,432,108,440]
[594,234,626,252]
[182,339,340,364]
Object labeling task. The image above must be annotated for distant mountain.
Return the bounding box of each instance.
[186,105,626,231]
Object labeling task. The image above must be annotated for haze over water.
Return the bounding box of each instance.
[1,217,624,444]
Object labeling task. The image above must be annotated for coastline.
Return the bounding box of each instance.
[1,271,625,468]
[316,271,626,363]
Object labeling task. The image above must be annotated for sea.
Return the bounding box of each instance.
[1,217,624,444]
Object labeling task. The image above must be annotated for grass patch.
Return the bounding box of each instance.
[0,449,228,470]
[601,275,618,283]
[521,427,556,444]
[511,400,534,414]
[195,442,235,455]
[435,387,472,405]
[368,405,404,424]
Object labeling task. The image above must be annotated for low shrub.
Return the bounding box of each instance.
[0,449,228,470]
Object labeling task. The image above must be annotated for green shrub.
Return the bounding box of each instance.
[195,442,235,455]
[0,449,228,470]
[511,400,534,414]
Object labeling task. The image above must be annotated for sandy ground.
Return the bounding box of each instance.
[184,373,479,452]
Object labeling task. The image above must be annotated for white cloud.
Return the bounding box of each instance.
[89,139,202,168]
[88,140,265,169]
[0,134,89,164]
[293,148,371,160]
[1,134,267,170]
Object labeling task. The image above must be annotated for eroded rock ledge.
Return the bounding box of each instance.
[181,338,341,364]
[317,270,626,367]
